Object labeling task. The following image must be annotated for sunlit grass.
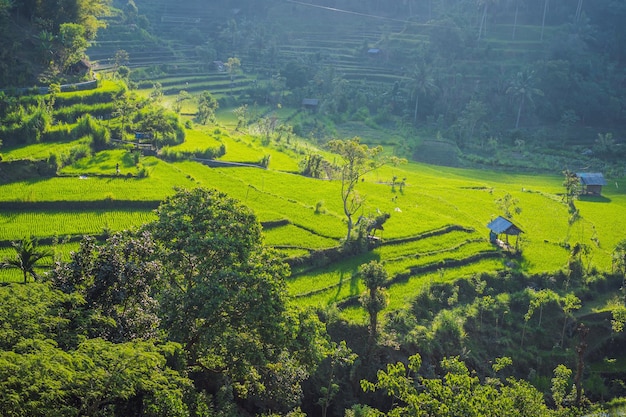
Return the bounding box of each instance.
[168,129,222,152]
[0,210,155,241]
[0,157,193,202]
[1,135,82,161]
[263,224,340,249]
[61,149,135,175]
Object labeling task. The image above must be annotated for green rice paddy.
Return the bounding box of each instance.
[2,83,625,325]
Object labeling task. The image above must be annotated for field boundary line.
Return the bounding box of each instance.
[292,250,504,299]
[381,224,475,246]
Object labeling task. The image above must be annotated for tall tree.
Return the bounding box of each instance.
[57,22,89,74]
[477,0,499,41]
[457,98,487,146]
[409,63,438,125]
[75,0,112,40]
[506,69,543,129]
[559,293,581,348]
[562,169,581,209]
[358,261,389,343]
[48,232,162,342]
[540,0,549,41]
[113,94,137,139]
[511,0,524,39]
[1,236,51,283]
[196,91,219,124]
[613,239,626,306]
[143,187,311,406]
[575,0,584,23]
[327,137,384,244]
[317,341,357,417]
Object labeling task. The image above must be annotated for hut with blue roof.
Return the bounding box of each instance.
[487,216,523,250]
[576,172,607,195]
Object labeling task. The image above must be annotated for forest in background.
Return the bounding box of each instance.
[93,0,626,172]
[2,0,625,171]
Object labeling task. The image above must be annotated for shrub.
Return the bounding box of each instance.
[69,143,91,161]
[159,147,184,162]
[160,145,225,162]
[137,167,149,178]
[74,115,111,151]
[89,126,111,152]
[43,124,73,142]
[22,107,52,143]
[46,153,59,173]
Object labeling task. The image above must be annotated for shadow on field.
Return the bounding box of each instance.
[579,195,611,203]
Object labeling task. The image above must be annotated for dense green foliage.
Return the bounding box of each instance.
[0,188,330,416]
[0,0,111,84]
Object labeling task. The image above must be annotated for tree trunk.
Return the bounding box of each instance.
[575,0,583,23]
[413,93,419,124]
[346,214,353,242]
[515,95,524,129]
[540,0,549,41]
[478,4,488,41]
[575,324,588,406]
[369,289,378,343]
[512,0,519,40]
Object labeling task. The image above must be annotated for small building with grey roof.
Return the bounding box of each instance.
[576,172,607,195]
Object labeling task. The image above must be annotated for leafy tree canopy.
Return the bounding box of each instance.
[143,187,324,409]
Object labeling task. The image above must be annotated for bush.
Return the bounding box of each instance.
[70,143,91,161]
[159,145,225,162]
[137,166,149,178]
[314,200,325,214]
[46,153,59,173]
[159,147,183,162]
[22,107,52,143]
[74,115,111,151]
[43,124,73,142]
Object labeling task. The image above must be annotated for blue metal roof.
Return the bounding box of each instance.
[487,216,523,235]
[576,173,607,186]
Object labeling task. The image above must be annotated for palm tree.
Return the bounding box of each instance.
[575,0,584,23]
[540,0,549,41]
[510,0,526,40]
[506,69,543,129]
[409,63,438,125]
[477,0,499,41]
[1,236,52,283]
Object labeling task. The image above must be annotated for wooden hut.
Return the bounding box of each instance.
[487,216,523,250]
[302,98,319,111]
[576,172,607,195]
